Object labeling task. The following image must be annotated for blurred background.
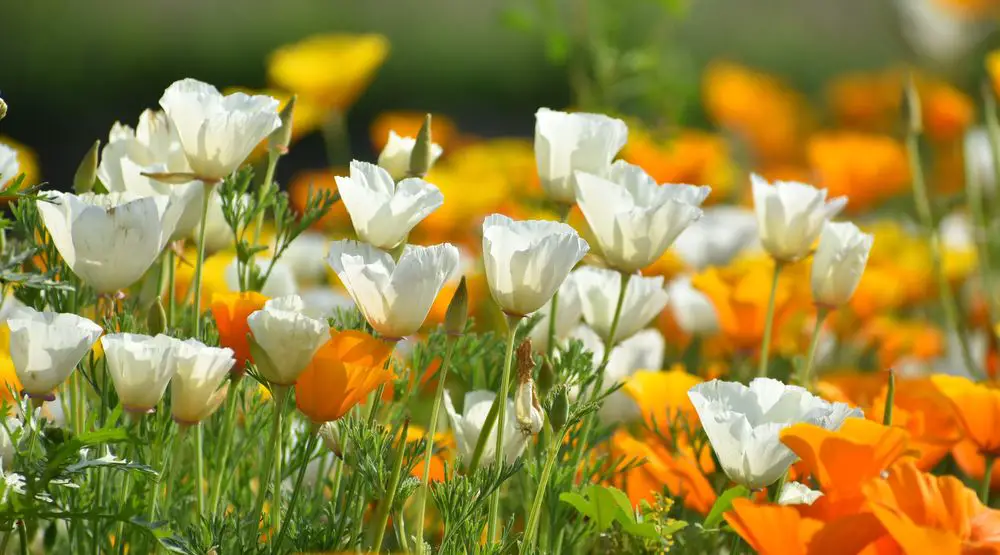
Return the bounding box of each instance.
[0,0,996,188]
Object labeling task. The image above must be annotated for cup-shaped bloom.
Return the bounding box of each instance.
[377,131,443,181]
[169,339,235,425]
[575,161,709,272]
[7,307,102,399]
[335,160,443,249]
[671,206,759,270]
[37,191,180,293]
[668,276,720,336]
[326,240,459,339]
[688,378,862,489]
[751,174,847,263]
[811,221,874,308]
[534,108,628,203]
[210,291,269,373]
[574,266,668,344]
[247,295,330,386]
[527,273,582,353]
[444,390,527,465]
[0,144,19,186]
[482,214,589,316]
[101,333,178,413]
[295,330,395,423]
[159,78,281,181]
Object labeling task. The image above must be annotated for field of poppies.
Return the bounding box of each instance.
[3,1,1000,554]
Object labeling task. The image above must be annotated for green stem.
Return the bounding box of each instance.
[601,272,632,366]
[965,138,1000,328]
[371,420,410,553]
[273,432,318,552]
[521,431,563,553]
[253,386,288,527]
[486,314,522,542]
[167,249,176,330]
[210,375,243,513]
[799,307,829,387]
[246,150,280,290]
[192,182,213,339]
[984,456,996,505]
[16,520,26,555]
[757,260,785,378]
[883,370,896,426]
[905,123,983,380]
[546,289,560,361]
[195,423,205,518]
[413,339,456,555]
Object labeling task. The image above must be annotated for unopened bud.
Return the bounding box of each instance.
[515,340,543,435]
[74,140,100,194]
[537,358,555,396]
[268,95,296,155]
[0,98,6,121]
[549,386,569,433]
[904,76,922,136]
[408,114,433,178]
[147,296,167,335]
[319,421,343,458]
[444,276,468,336]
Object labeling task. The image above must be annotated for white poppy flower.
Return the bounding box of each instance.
[482,214,589,317]
[7,307,102,399]
[335,160,443,249]
[575,161,708,272]
[0,144,19,187]
[528,273,583,353]
[37,191,181,293]
[751,174,847,263]
[894,0,989,66]
[534,108,628,203]
[811,221,873,308]
[326,240,459,339]
[169,338,235,425]
[159,78,281,181]
[778,481,824,506]
[688,378,862,489]
[443,390,527,465]
[965,129,996,196]
[667,276,720,336]
[377,130,443,181]
[247,295,330,386]
[574,266,668,344]
[101,333,179,413]
[671,206,759,270]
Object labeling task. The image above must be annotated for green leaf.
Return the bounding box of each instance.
[618,518,660,539]
[559,485,636,532]
[704,485,750,530]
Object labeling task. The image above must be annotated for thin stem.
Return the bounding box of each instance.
[247,150,280,289]
[210,375,242,513]
[487,314,522,542]
[253,386,288,527]
[757,260,785,378]
[521,431,563,553]
[273,432,318,552]
[906,123,983,380]
[546,289,560,361]
[195,423,206,518]
[167,249,176,330]
[191,182,213,340]
[371,420,410,553]
[600,272,632,366]
[984,456,996,505]
[16,521,26,555]
[413,339,456,555]
[965,143,1000,328]
[799,307,829,387]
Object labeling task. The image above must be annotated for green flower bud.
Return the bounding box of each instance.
[445,275,468,336]
[147,296,167,335]
[549,385,569,433]
[74,140,101,194]
[408,114,433,178]
[268,95,296,155]
[0,97,6,121]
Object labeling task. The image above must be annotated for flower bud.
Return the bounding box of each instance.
[74,140,101,194]
[268,95,296,155]
[408,114,433,178]
[444,276,468,336]
[319,421,343,458]
[147,296,167,336]
[904,76,922,135]
[515,340,544,435]
[549,386,569,433]
[811,221,873,308]
[0,97,6,121]
[537,357,555,397]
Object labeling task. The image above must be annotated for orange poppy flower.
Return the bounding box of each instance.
[864,460,1000,554]
[919,79,974,144]
[295,330,394,423]
[622,368,702,433]
[935,377,1000,456]
[866,378,963,470]
[406,424,452,483]
[953,440,1000,492]
[780,419,911,514]
[609,430,716,514]
[807,132,910,213]
[826,70,902,132]
[211,291,269,374]
[621,127,735,202]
